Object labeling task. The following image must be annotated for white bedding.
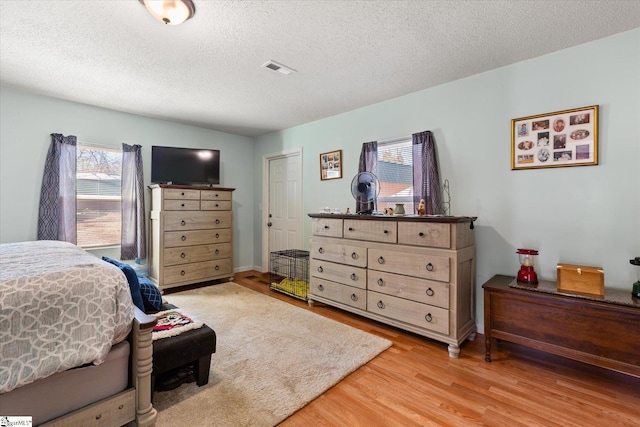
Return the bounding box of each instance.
[0,240,134,393]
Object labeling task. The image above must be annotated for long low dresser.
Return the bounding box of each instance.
[308,213,477,357]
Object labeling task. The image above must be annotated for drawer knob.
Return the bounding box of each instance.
[180,270,186,276]
[215,249,220,255]
[118,404,124,410]
[348,227,354,231]
[351,293,358,302]
[318,266,323,273]
[216,219,220,224]
[426,287,434,296]
[181,220,186,226]
[318,247,324,254]
[324,225,329,229]
[383,230,388,234]
[378,256,385,264]
[215,265,220,271]
[377,278,384,286]
[216,233,220,238]
[419,232,424,237]
[318,284,324,292]
[181,203,185,207]
[425,313,433,322]
[426,262,434,271]
[216,203,219,207]
[377,300,385,309]
[350,273,356,280]
[181,192,185,196]
[215,194,219,197]
[181,235,186,241]
[96,414,102,420]
[351,252,358,259]
[180,252,186,258]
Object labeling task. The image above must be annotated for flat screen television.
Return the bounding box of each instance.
[151,146,220,185]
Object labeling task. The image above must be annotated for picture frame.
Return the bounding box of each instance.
[320,149,342,180]
[511,105,599,170]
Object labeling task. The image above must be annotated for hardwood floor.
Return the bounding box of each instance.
[234,271,640,427]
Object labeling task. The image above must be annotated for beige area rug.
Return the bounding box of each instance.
[153,282,392,427]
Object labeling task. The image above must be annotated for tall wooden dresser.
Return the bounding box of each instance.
[149,184,235,291]
[308,213,477,357]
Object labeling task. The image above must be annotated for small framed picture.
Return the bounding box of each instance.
[320,149,342,180]
[511,105,598,170]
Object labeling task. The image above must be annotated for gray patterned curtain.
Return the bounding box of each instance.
[412,131,442,215]
[356,141,378,214]
[37,134,77,243]
[120,144,146,260]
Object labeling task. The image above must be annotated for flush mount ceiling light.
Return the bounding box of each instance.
[139,0,195,25]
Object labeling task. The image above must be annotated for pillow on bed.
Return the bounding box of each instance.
[101,256,145,312]
[137,274,163,313]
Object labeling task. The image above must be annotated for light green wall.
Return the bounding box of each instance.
[1,29,638,332]
[0,88,255,270]
[253,29,640,330]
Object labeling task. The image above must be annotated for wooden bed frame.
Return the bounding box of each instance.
[40,307,158,427]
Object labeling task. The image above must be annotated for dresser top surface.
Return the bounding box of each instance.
[483,274,640,308]
[149,184,235,191]
[308,213,477,224]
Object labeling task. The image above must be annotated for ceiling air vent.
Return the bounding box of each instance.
[261,60,296,76]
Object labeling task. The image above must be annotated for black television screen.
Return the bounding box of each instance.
[151,146,220,185]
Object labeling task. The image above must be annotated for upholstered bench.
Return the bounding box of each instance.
[151,313,216,398]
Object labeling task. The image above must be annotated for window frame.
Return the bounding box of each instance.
[76,144,123,249]
[376,137,414,209]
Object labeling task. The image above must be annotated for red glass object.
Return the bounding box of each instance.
[517,248,539,285]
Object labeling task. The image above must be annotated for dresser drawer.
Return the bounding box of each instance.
[367,291,449,335]
[343,219,397,243]
[164,211,232,231]
[201,190,232,201]
[163,228,231,247]
[310,239,367,268]
[163,243,232,266]
[398,222,451,249]
[163,259,232,285]
[312,218,343,238]
[367,271,450,309]
[368,248,449,282]
[310,259,366,289]
[163,199,201,211]
[201,200,232,211]
[164,188,200,200]
[309,277,366,310]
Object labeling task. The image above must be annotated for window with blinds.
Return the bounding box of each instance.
[377,138,413,212]
[77,145,122,248]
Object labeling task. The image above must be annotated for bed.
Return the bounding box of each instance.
[0,240,157,426]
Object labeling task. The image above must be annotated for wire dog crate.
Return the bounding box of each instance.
[269,249,310,301]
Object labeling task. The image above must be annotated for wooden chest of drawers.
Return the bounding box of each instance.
[149,184,235,291]
[308,214,477,357]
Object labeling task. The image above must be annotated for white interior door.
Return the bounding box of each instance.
[262,150,303,272]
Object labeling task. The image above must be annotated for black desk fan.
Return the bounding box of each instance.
[351,171,380,215]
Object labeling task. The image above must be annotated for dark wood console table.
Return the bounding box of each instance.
[483,275,640,378]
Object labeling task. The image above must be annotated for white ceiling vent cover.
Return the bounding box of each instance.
[261,60,296,76]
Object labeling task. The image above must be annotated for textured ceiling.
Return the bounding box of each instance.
[1,1,639,137]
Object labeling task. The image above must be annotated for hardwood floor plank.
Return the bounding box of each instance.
[233,271,640,427]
